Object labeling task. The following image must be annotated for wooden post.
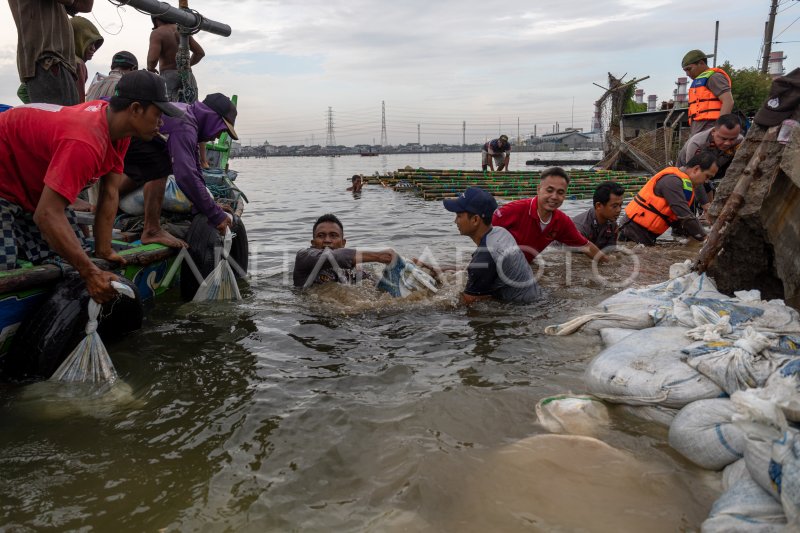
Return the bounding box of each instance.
[179,0,188,8]
[693,126,780,273]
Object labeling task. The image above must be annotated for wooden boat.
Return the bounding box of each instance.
[0,1,245,380]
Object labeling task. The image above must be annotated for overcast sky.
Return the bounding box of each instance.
[1,0,797,145]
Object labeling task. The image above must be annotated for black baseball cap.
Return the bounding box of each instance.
[115,70,183,117]
[443,186,498,219]
[111,50,138,70]
[754,68,800,127]
[202,93,239,140]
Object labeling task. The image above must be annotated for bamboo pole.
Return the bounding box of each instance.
[693,126,779,273]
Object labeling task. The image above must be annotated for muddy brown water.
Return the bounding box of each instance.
[0,154,717,531]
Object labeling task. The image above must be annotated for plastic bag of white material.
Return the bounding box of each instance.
[669,399,745,470]
[683,328,792,395]
[119,178,213,216]
[584,327,724,408]
[535,394,610,436]
[161,175,193,213]
[192,227,242,301]
[672,295,800,334]
[50,281,135,384]
[701,468,787,533]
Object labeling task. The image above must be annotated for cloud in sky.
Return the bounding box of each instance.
[0,0,793,145]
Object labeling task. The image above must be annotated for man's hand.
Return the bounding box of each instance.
[216,214,233,235]
[83,267,120,304]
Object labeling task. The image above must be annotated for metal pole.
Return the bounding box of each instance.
[712,21,719,67]
[117,0,232,36]
[762,0,779,74]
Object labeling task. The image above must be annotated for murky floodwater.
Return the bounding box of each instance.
[0,154,717,532]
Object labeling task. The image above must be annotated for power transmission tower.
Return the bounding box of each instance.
[417,123,421,145]
[462,121,466,146]
[325,107,336,147]
[380,101,388,146]
[761,0,779,74]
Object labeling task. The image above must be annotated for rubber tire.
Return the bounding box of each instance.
[180,214,248,300]
[1,274,144,381]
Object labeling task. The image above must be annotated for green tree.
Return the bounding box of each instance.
[622,83,647,114]
[719,61,773,114]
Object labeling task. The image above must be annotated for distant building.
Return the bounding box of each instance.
[530,130,595,151]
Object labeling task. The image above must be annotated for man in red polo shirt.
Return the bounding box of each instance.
[492,167,608,263]
[0,70,183,302]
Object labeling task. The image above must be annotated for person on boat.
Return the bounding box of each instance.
[677,113,743,183]
[118,93,239,244]
[347,175,363,193]
[148,16,205,103]
[0,70,183,303]
[440,186,541,304]
[571,181,625,250]
[682,49,734,136]
[618,151,719,246]
[293,214,398,288]
[481,135,511,172]
[492,167,608,263]
[86,51,139,101]
[8,0,93,106]
[70,15,104,103]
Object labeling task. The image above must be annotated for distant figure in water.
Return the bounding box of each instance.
[481,135,511,172]
[293,214,398,288]
[347,175,363,193]
[571,181,625,250]
[417,187,541,304]
[618,151,718,246]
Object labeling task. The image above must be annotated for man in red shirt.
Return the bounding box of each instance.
[0,70,183,303]
[492,167,608,263]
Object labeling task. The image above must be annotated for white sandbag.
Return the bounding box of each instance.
[723,459,750,490]
[732,388,790,500]
[535,394,610,436]
[683,328,792,395]
[614,404,679,427]
[745,438,781,501]
[585,327,724,408]
[545,271,723,335]
[701,468,787,532]
[669,399,745,470]
[599,327,638,348]
[773,430,800,528]
[757,372,800,423]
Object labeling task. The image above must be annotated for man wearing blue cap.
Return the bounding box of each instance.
[441,186,540,304]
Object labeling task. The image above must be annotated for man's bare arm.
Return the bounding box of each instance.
[94,172,126,264]
[147,31,162,72]
[189,36,205,66]
[355,250,396,265]
[34,186,119,303]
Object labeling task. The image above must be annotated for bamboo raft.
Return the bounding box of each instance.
[371,168,650,201]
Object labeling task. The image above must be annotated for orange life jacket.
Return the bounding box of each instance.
[625,167,695,236]
[687,68,731,124]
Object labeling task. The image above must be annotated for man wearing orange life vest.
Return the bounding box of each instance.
[618,151,719,246]
[682,49,734,136]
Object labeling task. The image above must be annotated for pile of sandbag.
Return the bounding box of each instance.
[538,263,800,529]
